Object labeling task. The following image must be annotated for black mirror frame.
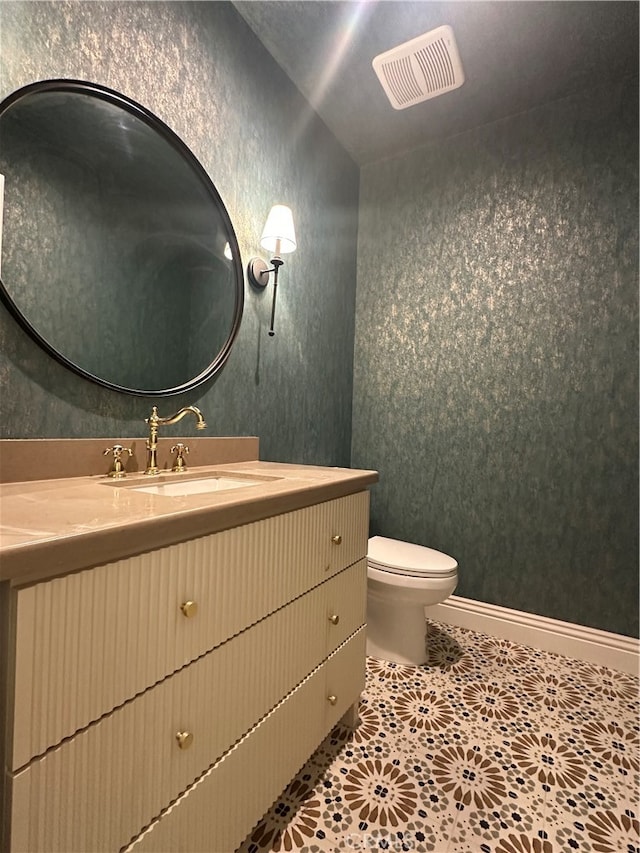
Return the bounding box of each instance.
[0,78,245,397]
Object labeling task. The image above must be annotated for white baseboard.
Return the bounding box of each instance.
[425,595,640,677]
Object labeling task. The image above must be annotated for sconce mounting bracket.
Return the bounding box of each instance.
[247,257,270,289]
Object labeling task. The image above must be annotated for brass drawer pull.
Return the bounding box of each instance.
[176,731,194,750]
[180,600,198,618]
[331,534,342,545]
[327,694,338,706]
[328,613,340,625]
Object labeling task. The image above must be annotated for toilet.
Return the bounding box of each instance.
[366,536,458,665]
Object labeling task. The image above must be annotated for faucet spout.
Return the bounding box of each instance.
[144,406,207,475]
[153,406,207,429]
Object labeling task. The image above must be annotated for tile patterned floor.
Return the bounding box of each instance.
[238,620,639,853]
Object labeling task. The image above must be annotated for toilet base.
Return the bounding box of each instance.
[366,596,429,666]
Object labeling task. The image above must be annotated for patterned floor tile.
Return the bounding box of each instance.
[237,621,639,853]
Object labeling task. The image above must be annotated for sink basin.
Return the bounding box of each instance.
[127,476,263,497]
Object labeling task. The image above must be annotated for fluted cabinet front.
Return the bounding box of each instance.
[125,629,367,853]
[3,490,370,853]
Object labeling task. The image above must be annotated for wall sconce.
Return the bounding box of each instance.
[247,204,296,336]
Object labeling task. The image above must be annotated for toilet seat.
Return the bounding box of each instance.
[368,536,458,578]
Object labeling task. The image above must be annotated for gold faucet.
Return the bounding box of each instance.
[144,406,206,475]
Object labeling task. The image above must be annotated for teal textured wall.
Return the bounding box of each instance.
[0,1,359,465]
[1,3,638,638]
[352,78,639,637]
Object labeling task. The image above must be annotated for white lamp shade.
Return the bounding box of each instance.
[260,204,297,254]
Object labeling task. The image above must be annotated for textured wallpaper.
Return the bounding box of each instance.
[1,2,637,638]
[0,1,359,465]
[352,78,639,637]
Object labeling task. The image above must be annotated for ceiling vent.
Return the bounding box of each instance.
[372,25,464,110]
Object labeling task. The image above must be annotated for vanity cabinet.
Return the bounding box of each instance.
[2,490,370,853]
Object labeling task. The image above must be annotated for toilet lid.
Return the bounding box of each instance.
[368,536,458,578]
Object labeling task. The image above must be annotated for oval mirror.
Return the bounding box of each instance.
[0,79,244,396]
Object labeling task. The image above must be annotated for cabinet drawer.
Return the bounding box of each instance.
[8,565,366,853]
[11,491,369,769]
[323,620,368,733]
[124,628,367,853]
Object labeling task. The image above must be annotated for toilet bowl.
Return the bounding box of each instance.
[367,536,458,665]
